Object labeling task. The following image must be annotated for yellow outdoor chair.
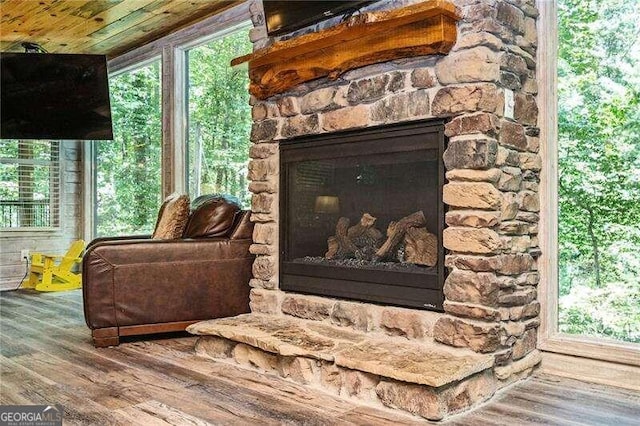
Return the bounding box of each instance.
[25,240,85,292]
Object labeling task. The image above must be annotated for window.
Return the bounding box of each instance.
[185,27,252,206]
[84,3,252,240]
[93,60,163,237]
[556,0,640,344]
[538,0,640,363]
[0,140,60,229]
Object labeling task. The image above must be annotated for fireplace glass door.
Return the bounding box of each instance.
[280,120,445,310]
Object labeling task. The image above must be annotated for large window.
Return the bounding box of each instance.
[94,60,162,237]
[185,27,252,206]
[556,0,640,344]
[0,140,60,229]
[86,4,253,240]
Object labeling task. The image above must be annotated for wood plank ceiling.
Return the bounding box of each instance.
[0,0,240,58]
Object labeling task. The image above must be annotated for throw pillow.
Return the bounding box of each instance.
[152,193,190,239]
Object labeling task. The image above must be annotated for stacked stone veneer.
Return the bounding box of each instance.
[230,0,542,418]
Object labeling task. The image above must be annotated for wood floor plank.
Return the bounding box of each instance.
[534,373,640,403]
[1,290,639,426]
[520,380,640,420]
[1,294,405,424]
[502,389,640,425]
[114,400,215,426]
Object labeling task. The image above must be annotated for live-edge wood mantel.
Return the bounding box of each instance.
[233,1,460,100]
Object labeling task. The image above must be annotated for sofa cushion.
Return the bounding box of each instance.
[183,194,241,239]
[152,193,190,239]
[229,211,254,240]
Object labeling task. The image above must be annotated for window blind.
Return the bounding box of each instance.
[0,140,61,228]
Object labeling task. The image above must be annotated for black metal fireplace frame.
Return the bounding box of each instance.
[279,119,446,311]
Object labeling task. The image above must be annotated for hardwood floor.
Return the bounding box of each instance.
[1,290,638,425]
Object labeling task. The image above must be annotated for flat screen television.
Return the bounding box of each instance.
[263,1,373,36]
[0,53,113,140]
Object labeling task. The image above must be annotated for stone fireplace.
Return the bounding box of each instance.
[189,0,542,421]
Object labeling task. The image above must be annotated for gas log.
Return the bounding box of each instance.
[324,211,435,266]
[348,213,383,259]
[403,226,438,267]
[326,214,383,260]
[374,211,427,261]
[325,217,358,260]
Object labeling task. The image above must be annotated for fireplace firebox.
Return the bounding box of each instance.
[280,120,446,310]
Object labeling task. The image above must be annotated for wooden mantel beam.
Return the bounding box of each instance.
[233,1,460,100]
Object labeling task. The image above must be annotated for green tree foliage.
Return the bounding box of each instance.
[558,0,640,342]
[95,61,162,237]
[94,29,252,236]
[186,28,252,207]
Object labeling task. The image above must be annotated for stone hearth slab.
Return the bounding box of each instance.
[187,314,493,388]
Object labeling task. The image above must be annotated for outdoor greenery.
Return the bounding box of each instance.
[94,28,252,237]
[186,27,252,207]
[95,61,162,237]
[557,0,640,342]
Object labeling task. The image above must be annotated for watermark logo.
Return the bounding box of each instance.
[0,405,63,426]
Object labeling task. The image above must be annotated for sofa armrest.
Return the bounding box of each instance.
[82,238,253,331]
[85,235,151,253]
[84,238,252,264]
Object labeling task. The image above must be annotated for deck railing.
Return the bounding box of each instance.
[0,200,52,228]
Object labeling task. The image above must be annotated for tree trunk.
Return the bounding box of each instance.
[132,136,149,229]
[586,207,602,287]
[193,123,202,197]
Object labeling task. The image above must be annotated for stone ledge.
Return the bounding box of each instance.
[187,313,493,388]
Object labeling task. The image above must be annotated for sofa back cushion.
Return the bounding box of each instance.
[152,193,190,239]
[229,211,254,240]
[183,194,240,238]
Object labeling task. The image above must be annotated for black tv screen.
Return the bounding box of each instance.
[0,53,113,140]
[263,1,373,36]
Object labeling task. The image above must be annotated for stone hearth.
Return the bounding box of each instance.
[189,314,510,421]
[190,0,542,421]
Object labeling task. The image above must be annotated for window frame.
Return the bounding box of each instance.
[537,0,640,366]
[0,140,62,232]
[83,2,251,241]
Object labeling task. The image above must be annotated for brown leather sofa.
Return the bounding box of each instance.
[82,195,254,347]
